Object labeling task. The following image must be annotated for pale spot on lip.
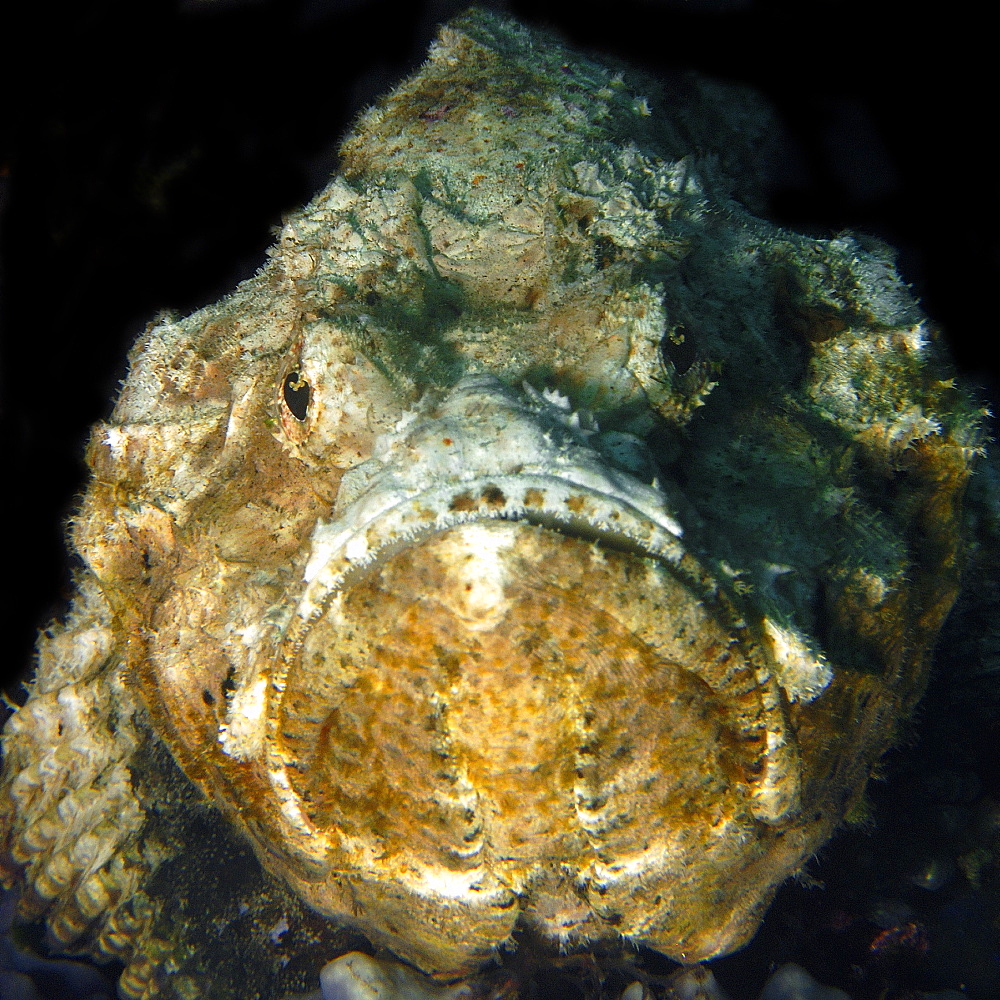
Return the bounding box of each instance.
[431,522,516,631]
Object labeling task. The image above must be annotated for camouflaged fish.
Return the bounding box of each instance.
[0,10,985,1000]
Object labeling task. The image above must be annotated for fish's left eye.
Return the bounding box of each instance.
[283,371,310,421]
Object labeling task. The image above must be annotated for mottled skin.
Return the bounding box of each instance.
[0,11,985,1000]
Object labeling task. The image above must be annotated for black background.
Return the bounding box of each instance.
[1,0,996,695]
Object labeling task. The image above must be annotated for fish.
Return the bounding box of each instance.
[0,10,984,999]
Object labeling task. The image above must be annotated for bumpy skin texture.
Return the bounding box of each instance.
[0,11,986,999]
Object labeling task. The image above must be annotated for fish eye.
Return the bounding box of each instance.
[283,371,310,421]
[659,327,697,376]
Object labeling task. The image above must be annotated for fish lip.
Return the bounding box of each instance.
[294,469,688,627]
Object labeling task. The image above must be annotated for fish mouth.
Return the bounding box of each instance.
[259,509,803,962]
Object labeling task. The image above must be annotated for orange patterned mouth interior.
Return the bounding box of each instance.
[274,521,774,865]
